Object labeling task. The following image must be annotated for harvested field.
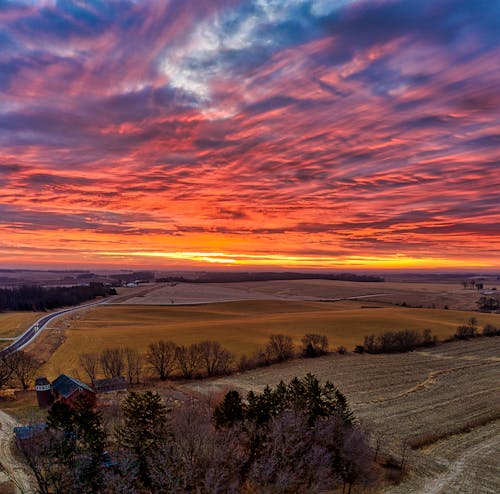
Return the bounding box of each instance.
[120,279,496,310]
[36,300,500,380]
[182,337,500,494]
[0,312,43,349]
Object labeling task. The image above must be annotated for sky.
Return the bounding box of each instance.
[0,0,499,271]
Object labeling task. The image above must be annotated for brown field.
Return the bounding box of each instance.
[120,279,497,310]
[182,337,500,494]
[37,300,500,380]
[0,312,43,349]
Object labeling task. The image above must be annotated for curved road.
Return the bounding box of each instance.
[0,298,109,358]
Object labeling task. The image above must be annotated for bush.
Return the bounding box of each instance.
[455,318,477,340]
[301,333,329,357]
[482,324,499,337]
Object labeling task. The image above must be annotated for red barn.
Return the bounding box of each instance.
[51,374,96,407]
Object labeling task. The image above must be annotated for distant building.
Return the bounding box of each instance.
[35,377,53,409]
[93,376,127,393]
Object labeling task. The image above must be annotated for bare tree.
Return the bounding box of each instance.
[198,340,234,376]
[301,333,329,357]
[146,340,176,381]
[79,352,100,382]
[0,355,14,390]
[9,351,39,389]
[266,334,295,363]
[100,348,125,378]
[124,347,143,384]
[175,344,202,379]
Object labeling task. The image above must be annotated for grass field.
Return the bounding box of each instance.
[38,300,500,379]
[0,312,43,349]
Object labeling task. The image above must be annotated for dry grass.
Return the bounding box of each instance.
[0,391,45,423]
[0,312,43,339]
[36,300,500,380]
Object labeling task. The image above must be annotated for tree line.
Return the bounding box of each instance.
[17,374,374,494]
[157,271,384,283]
[358,329,437,354]
[0,283,116,312]
[79,333,331,384]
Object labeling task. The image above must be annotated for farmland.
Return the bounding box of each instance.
[182,337,500,494]
[119,278,491,310]
[37,299,500,380]
[0,312,43,349]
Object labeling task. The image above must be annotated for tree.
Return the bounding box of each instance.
[100,348,125,378]
[29,393,108,493]
[213,390,244,429]
[116,391,168,487]
[8,351,39,389]
[301,333,329,357]
[124,347,143,384]
[0,355,14,390]
[175,344,202,379]
[265,334,295,362]
[455,318,477,340]
[146,340,176,381]
[198,340,234,376]
[79,352,99,382]
[241,374,355,428]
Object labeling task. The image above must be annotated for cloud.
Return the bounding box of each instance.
[0,0,499,268]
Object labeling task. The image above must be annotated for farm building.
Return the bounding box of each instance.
[93,376,127,393]
[14,423,47,442]
[51,374,96,407]
[35,376,53,409]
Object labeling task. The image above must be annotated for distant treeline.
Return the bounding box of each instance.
[0,283,116,312]
[157,271,384,283]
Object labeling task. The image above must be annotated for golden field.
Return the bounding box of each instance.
[39,300,500,379]
[0,312,43,348]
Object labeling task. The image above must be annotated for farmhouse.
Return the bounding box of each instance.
[35,374,96,408]
[52,374,96,407]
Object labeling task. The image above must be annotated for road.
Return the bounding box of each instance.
[0,298,109,358]
[0,410,35,493]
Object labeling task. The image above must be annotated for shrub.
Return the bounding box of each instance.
[482,324,499,337]
[301,333,329,357]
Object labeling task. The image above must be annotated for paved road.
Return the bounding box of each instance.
[0,298,109,358]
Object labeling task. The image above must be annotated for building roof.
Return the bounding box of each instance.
[14,424,46,441]
[52,374,94,398]
[93,376,127,392]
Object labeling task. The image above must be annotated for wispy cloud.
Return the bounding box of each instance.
[0,0,499,269]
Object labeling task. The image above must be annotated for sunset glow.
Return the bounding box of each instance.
[1,0,499,270]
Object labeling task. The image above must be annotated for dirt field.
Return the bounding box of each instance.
[182,337,500,494]
[36,300,500,380]
[120,279,496,310]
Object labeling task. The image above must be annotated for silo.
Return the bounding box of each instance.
[35,377,53,409]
